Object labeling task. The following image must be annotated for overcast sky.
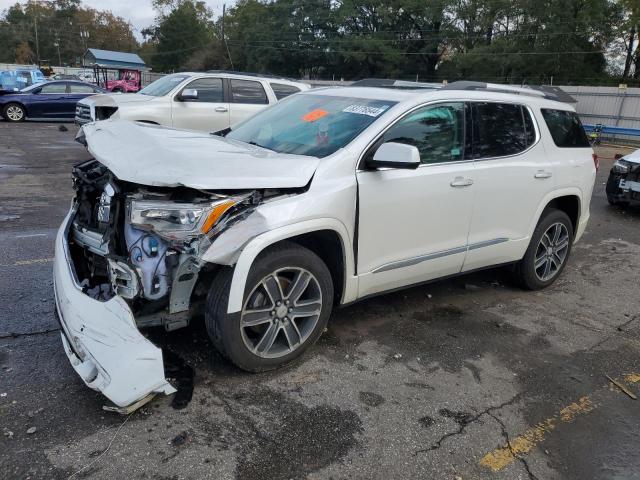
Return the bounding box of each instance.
[0,0,233,39]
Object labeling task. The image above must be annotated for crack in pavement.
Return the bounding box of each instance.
[487,412,539,480]
[0,328,60,339]
[414,392,523,455]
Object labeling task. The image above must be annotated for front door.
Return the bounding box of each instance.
[30,82,68,118]
[171,77,229,132]
[356,102,476,298]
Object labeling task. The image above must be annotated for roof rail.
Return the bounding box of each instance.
[350,78,442,90]
[205,70,298,82]
[441,81,576,103]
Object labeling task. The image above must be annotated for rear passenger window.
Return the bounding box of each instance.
[472,103,529,158]
[541,109,590,148]
[270,83,301,100]
[230,80,268,104]
[69,84,95,94]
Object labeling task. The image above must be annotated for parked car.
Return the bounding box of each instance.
[75,71,311,132]
[0,68,46,92]
[55,82,596,410]
[0,80,105,122]
[606,148,640,206]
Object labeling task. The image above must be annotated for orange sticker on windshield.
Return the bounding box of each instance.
[302,109,328,122]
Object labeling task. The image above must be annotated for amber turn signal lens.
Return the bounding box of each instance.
[201,200,236,233]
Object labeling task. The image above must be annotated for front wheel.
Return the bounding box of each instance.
[205,241,333,372]
[515,209,574,290]
[3,103,25,122]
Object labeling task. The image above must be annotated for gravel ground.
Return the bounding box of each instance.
[0,121,639,480]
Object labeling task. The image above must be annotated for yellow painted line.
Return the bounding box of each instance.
[10,257,54,266]
[480,396,595,472]
[625,373,640,384]
[480,373,640,472]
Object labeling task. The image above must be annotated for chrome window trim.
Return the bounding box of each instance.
[356,99,541,172]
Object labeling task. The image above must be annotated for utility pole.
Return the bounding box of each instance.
[34,15,40,65]
[54,39,61,66]
[222,4,234,69]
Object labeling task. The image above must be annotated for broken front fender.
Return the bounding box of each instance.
[53,211,176,408]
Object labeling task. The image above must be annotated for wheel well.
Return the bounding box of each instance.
[278,230,345,305]
[3,101,26,113]
[545,195,580,233]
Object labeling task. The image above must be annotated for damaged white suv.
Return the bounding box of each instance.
[54,82,596,410]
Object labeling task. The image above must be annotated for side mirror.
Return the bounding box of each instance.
[180,88,198,101]
[366,142,420,170]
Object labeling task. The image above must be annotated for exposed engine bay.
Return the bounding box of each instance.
[68,159,260,330]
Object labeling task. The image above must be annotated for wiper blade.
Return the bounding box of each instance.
[248,141,274,151]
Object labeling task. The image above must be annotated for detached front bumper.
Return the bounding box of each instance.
[53,211,176,409]
[606,171,640,206]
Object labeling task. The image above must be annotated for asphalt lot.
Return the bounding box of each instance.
[1,121,639,480]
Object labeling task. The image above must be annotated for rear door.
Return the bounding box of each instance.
[228,79,270,127]
[171,77,228,131]
[65,83,98,118]
[463,102,555,271]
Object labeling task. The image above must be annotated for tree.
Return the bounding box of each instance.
[143,0,213,72]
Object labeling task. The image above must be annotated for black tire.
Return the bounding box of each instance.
[3,103,25,122]
[515,209,574,290]
[205,241,333,372]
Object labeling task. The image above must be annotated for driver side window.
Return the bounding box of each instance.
[380,102,467,164]
[182,78,223,103]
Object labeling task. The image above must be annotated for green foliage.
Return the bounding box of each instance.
[1,0,638,84]
[0,0,137,66]
[141,0,214,72]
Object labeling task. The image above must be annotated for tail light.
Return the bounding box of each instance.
[592,153,599,172]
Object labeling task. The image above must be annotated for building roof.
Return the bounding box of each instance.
[84,49,146,69]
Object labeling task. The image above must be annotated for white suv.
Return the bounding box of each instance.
[55,82,596,410]
[74,71,310,132]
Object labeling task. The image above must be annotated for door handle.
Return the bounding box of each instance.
[450,177,474,187]
[534,170,552,179]
[214,106,228,113]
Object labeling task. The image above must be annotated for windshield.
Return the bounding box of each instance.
[226,94,397,158]
[139,74,189,96]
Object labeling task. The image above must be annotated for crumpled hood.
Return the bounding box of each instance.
[80,93,155,107]
[78,120,320,189]
[622,148,640,164]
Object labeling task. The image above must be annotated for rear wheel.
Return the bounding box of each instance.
[205,241,333,372]
[515,209,574,290]
[3,103,25,122]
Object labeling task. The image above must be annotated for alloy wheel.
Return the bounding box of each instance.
[534,222,570,282]
[240,267,323,359]
[6,105,24,121]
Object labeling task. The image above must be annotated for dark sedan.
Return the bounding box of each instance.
[0,80,105,122]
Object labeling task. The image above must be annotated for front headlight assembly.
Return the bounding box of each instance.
[612,158,631,174]
[129,197,240,241]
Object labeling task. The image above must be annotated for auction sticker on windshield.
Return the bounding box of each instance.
[302,109,329,122]
[342,104,390,117]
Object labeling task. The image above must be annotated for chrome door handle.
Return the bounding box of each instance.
[534,170,552,179]
[214,106,228,112]
[450,177,474,187]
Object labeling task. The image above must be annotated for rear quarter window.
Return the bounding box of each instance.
[270,83,301,100]
[541,109,590,148]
